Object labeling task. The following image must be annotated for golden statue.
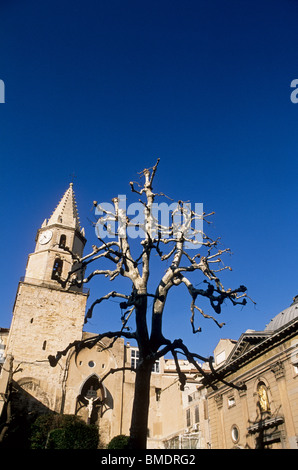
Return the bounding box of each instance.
[257,383,270,413]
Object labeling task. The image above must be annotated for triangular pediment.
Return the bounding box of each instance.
[225,330,272,365]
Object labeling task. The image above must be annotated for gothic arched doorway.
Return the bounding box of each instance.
[76,375,106,424]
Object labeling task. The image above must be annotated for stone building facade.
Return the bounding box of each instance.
[206,299,298,449]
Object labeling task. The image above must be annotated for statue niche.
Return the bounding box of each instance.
[76,375,105,424]
[257,382,270,414]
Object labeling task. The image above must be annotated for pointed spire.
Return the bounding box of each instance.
[47,183,82,231]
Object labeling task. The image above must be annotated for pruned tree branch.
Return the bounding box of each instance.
[48,328,136,368]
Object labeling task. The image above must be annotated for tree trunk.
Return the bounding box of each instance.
[128,361,152,449]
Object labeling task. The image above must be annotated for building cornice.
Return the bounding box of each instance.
[204,318,298,389]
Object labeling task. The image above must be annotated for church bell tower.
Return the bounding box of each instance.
[25,182,86,288]
[5,183,89,413]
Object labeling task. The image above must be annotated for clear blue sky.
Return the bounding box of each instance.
[1,0,298,358]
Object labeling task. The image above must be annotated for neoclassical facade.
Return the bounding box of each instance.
[206,299,298,449]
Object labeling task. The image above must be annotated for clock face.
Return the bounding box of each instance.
[39,229,53,245]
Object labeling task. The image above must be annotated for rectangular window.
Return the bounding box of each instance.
[228,396,235,408]
[131,349,139,369]
[204,400,208,420]
[194,405,199,423]
[131,348,160,372]
[152,359,160,373]
[186,408,191,427]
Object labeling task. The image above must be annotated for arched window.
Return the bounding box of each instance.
[80,375,105,401]
[59,234,66,249]
[51,258,63,280]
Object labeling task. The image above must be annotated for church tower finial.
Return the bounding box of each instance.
[47,182,82,231]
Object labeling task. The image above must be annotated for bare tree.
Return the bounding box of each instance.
[49,159,248,449]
